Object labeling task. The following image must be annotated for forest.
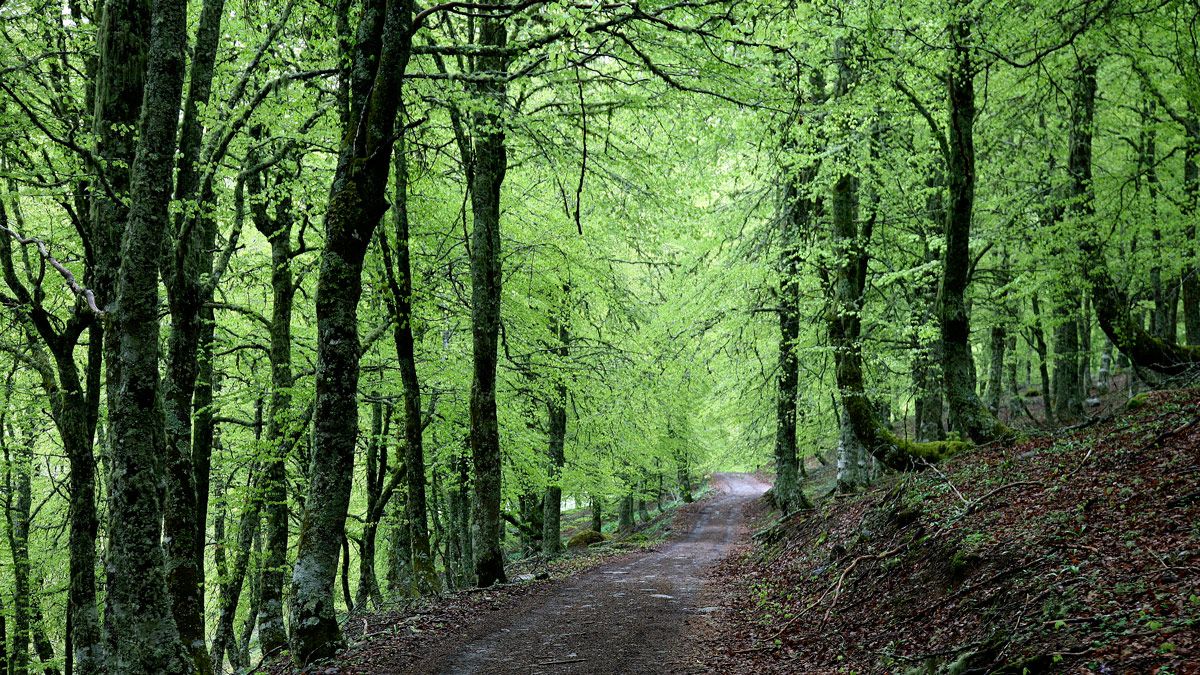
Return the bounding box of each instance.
[0,0,1197,672]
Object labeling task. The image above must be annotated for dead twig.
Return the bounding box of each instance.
[963,480,1042,516]
[736,542,909,653]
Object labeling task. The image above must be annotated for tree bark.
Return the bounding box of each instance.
[938,7,1012,443]
[542,289,570,557]
[4,423,33,675]
[590,495,603,532]
[287,0,412,663]
[209,486,259,671]
[1030,292,1055,424]
[1182,113,1199,345]
[468,12,511,588]
[158,0,225,667]
[774,189,806,506]
[102,0,191,670]
[75,1,153,669]
[381,133,440,594]
[246,135,299,659]
[355,398,389,610]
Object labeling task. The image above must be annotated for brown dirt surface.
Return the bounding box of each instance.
[690,389,1200,674]
[310,472,768,674]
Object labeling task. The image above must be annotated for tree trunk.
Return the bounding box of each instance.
[1077,66,1200,374]
[1182,116,1199,345]
[5,423,33,675]
[385,475,412,597]
[209,487,259,671]
[938,7,1011,443]
[247,134,299,660]
[590,495,603,532]
[381,134,439,594]
[618,492,635,533]
[355,399,389,611]
[914,171,946,442]
[773,232,804,505]
[985,325,1007,414]
[288,0,413,662]
[466,12,511,588]
[160,0,225,667]
[74,0,153,669]
[102,0,191,669]
[1052,297,1083,422]
[542,288,570,557]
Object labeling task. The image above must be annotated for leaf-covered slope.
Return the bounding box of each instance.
[699,390,1200,673]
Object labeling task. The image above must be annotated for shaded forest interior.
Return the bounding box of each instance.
[0,0,1198,672]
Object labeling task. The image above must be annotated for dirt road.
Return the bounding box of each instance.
[407,473,768,674]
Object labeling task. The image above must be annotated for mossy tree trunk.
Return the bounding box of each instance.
[1076,63,1200,376]
[245,130,301,659]
[381,133,440,594]
[355,398,390,611]
[160,1,226,669]
[209,476,259,672]
[773,196,806,506]
[467,11,511,588]
[938,6,1013,444]
[288,0,413,664]
[542,288,570,557]
[62,0,153,669]
[102,0,191,669]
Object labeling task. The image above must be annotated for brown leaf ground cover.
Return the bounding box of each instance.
[689,390,1200,673]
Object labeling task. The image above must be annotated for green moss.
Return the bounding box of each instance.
[566,529,605,549]
[1127,392,1149,409]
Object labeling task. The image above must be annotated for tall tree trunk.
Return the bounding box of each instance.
[618,492,634,533]
[1030,292,1055,424]
[287,0,412,663]
[938,6,1011,443]
[914,175,945,442]
[1079,67,1200,374]
[1182,113,1199,345]
[355,398,389,610]
[73,0,153,669]
[985,324,1007,414]
[590,495,603,532]
[5,423,33,675]
[1052,297,1083,422]
[160,0,225,668]
[774,204,805,506]
[247,136,299,659]
[385,472,412,597]
[209,486,259,671]
[102,0,191,669]
[382,133,440,594]
[468,12,511,588]
[542,289,570,557]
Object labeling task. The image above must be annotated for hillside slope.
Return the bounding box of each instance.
[694,390,1200,673]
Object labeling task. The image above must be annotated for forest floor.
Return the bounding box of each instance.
[315,473,768,674]
[691,389,1200,673]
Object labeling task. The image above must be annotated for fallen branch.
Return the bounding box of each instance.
[818,543,907,629]
[963,480,1041,516]
[1135,417,1199,454]
[735,542,909,652]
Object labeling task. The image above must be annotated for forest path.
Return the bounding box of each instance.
[408,472,768,674]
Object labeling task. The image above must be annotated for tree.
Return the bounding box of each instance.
[102,0,191,669]
[288,0,413,663]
